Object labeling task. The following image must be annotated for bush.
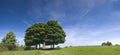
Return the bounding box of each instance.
[56,46,61,49]
[24,46,35,50]
[0,43,17,51]
[69,45,72,47]
[115,44,119,46]
[0,43,8,52]
[65,46,68,48]
[7,44,16,50]
[101,41,112,46]
[16,45,25,51]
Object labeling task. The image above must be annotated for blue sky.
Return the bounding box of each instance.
[0,0,120,46]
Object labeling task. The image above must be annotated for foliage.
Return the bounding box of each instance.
[46,20,66,48]
[65,46,68,48]
[6,44,16,50]
[24,23,46,49]
[24,20,66,49]
[0,43,8,52]
[1,31,17,50]
[16,45,25,51]
[115,44,119,46]
[69,45,72,47]
[24,46,32,50]
[102,41,112,46]
[56,46,61,49]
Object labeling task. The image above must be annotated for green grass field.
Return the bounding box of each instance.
[0,46,120,55]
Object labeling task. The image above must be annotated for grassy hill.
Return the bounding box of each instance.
[0,46,120,55]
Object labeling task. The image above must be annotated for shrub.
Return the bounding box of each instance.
[0,43,8,52]
[56,46,61,49]
[115,44,119,46]
[101,41,112,46]
[24,46,35,50]
[16,45,25,51]
[0,43,18,51]
[69,45,72,47]
[7,44,16,50]
[65,46,68,48]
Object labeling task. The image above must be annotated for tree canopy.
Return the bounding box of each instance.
[24,20,66,49]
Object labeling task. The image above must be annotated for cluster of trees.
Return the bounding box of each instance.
[0,20,65,51]
[101,41,112,46]
[24,20,66,49]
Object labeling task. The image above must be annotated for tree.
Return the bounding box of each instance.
[102,42,106,46]
[46,20,66,48]
[24,20,66,49]
[2,31,17,50]
[101,41,112,46]
[24,23,46,49]
[106,41,112,46]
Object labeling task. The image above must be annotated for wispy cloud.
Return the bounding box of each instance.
[87,26,120,36]
[58,24,120,46]
[26,0,100,21]
[22,19,31,26]
[1,0,120,47]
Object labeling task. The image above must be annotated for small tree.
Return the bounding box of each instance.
[2,31,17,50]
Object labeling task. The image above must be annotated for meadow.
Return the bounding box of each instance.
[0,46,120,55]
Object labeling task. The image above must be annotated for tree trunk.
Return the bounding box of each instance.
[53,43,54,49]
[43,42,46,49]
[51,44,52,48]
[39,43,40,49]
[36,44,37,49]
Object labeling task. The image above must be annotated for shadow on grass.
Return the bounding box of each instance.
[24,47,61,51]
[39,48,61,50]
